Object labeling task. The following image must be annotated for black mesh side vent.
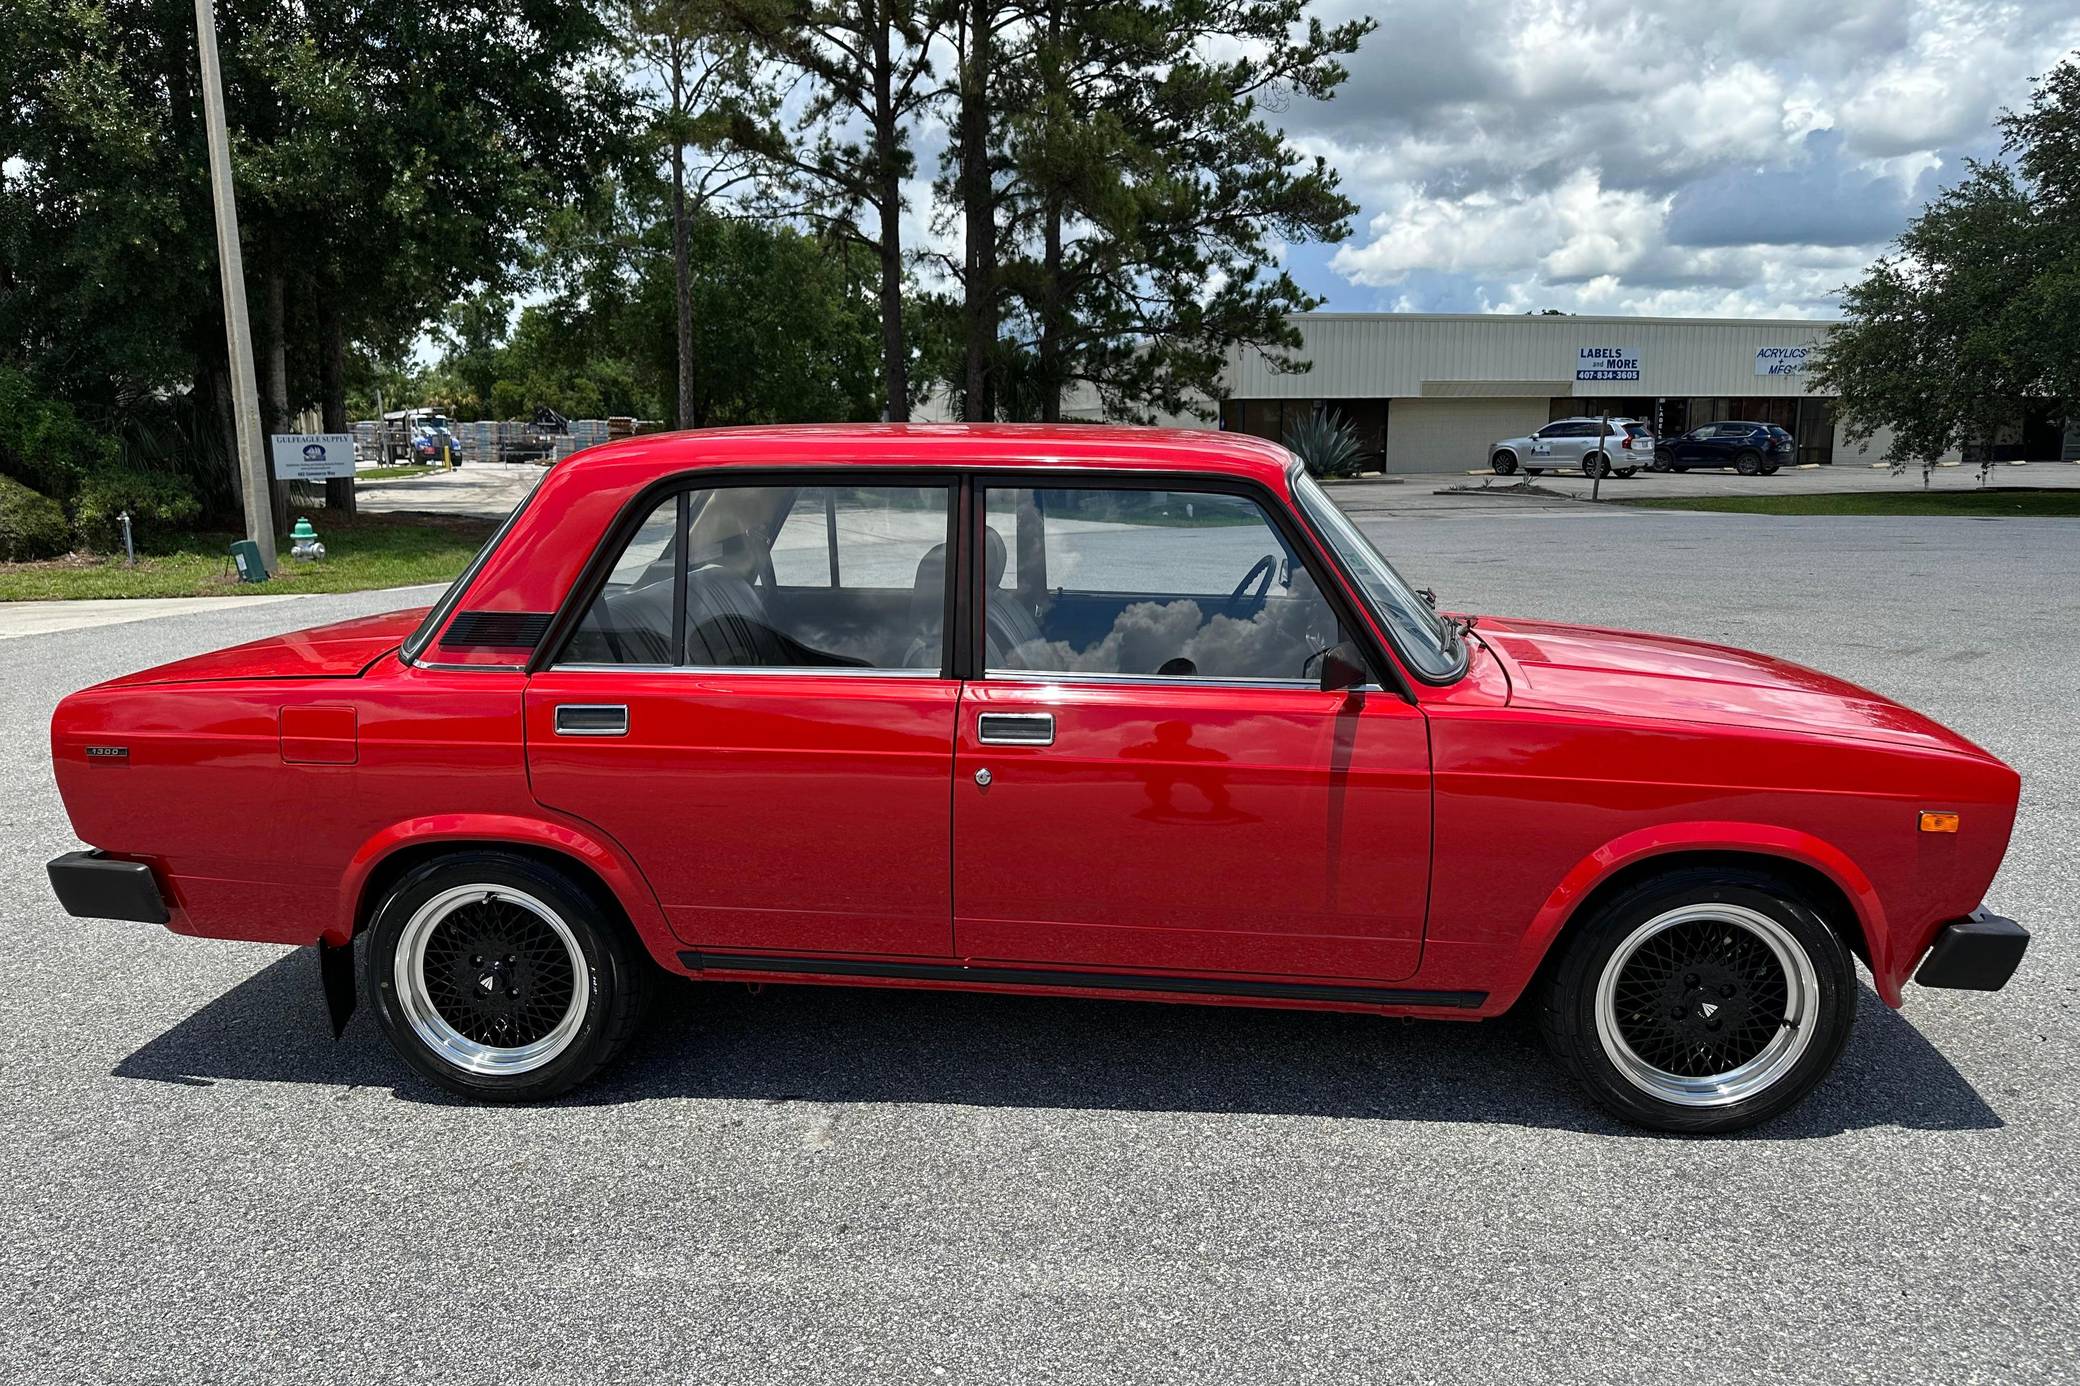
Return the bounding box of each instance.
[440,611,553,650]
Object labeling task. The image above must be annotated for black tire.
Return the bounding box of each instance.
[1582,452,1610,479]
[1648,457,1672,472]
[1491,450,1519,476]
[1614,466,1639,479]
[366,850,653,1101]
[1536,867,1856,1134]
[1735,450,1763,475]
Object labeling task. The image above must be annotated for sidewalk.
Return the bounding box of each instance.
[0,583,445,642]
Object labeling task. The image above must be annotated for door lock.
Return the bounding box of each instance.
[974,767,993,787]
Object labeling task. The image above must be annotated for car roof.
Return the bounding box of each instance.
[554,423,1299,486]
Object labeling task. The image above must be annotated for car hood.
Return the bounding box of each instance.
[98,608,429,687]
[1472,615,1993,757]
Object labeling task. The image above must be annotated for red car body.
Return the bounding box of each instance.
[47,426,2023,1075]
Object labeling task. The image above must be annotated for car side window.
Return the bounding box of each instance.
[980,485,1346,682]
[562,483,953,671]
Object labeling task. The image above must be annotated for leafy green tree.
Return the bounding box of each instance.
[0,0,630,526]
[622,0,782,427]
[1818,53,2080,474]
[954,0,1372,422]
[732,0,949,420]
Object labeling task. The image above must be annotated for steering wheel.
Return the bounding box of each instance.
[1230,553,1278,605]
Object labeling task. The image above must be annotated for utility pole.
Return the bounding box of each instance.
[194,0,277,571]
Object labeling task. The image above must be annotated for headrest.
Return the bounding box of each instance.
[911,542,948,625]
[984,526,1008,589]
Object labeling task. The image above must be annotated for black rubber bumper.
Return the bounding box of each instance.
[46,850,169,925]
[1914,909,2028,991]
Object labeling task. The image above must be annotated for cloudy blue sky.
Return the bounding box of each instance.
[1267,0,2080,318]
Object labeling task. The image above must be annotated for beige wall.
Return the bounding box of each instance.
[1386,397,1550,474]
[1832,420,1964,468]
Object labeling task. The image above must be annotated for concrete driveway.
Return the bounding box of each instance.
[356,460,545,520]
[2,504,2074,1383]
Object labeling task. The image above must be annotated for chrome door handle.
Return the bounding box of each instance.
[554,704,628,737]
[977,712,1054,746]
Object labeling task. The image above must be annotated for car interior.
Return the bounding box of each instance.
[564,484,1343,680]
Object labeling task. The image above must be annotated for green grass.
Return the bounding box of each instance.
[0,511,494,601]
[355,465,453,481]
[1621,488,2080,518]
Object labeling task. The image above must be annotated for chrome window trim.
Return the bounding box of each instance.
[982,668,1375,693]
[548,662,949,679]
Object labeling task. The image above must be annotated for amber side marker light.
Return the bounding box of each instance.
[1919,811,1961,834]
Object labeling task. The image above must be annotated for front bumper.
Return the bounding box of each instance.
[1914,909,2029,991]
[47,850,168,925]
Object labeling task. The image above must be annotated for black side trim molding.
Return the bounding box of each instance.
[441,610,553,650]
[47,850,168,924]
[678,951,1485,1008]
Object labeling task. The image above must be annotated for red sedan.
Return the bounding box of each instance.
[45,426,2027,1132]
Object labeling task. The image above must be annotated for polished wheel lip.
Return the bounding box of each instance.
[394,884,589,1077]
[1593,902,1819,1109]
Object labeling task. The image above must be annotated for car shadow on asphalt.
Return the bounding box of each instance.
[112,948,2001,1139]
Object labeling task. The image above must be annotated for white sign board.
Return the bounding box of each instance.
[1575,345,1641,382]
[270,433,355,481]
[1754,346,1812,377]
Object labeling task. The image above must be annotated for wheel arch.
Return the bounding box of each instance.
[1499,823,1888,1012]
[337,815,678,969]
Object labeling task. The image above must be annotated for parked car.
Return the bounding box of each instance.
[1653,421,1796,474]
[45,426,2027,1133]
[1490,418,1653,479]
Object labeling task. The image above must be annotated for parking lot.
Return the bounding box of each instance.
[2,501,2075,1382]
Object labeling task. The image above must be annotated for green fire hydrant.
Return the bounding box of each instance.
[289,516,326,561]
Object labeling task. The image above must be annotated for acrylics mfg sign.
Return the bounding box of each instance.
[1754,346,1813,377]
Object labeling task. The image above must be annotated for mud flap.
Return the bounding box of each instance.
[318,937,357,1038]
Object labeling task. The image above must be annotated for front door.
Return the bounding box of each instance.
[526,479,962,958]
[952,482,1432,982]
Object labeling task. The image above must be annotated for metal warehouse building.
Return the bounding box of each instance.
[1215,312,1896,475]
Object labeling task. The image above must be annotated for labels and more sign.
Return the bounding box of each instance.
[270,433,355,481]
[1755,346,1813,377]
[1575,346,1641,382]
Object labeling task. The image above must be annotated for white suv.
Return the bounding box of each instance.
[1490,418,1654,479]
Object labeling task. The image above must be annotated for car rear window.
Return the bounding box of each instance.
[1622,422,1651,437]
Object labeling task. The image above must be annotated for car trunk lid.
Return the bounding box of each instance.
[97,608,429,687]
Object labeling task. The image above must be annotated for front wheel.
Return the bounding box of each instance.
[1491,450,1519,476]
[367,851,653,1101]
[1537,868,1856,1133]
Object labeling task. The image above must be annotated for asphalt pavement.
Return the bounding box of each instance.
[2,505,2075,1383]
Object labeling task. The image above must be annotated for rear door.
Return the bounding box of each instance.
[952,481,1432,983]
[526,478,962,959]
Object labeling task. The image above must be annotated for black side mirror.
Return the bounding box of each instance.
[1315,640,1368,693]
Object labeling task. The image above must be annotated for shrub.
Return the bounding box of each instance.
[71,463,203,547]
[1282,407,1366,478]
[0,366,116,501]
[0,475,72,561]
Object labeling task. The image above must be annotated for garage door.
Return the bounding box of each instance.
[1385,398,1551,475]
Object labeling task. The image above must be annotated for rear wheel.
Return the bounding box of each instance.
[367,851,652,1101]
[1582,452,1610,479]
[1735,450,1763,475]
[1538,868,1855,1133]
[1491,450,1519,476]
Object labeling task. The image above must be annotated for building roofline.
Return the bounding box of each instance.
[1286,311,1840,330]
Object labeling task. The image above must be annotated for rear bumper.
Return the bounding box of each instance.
[47,850,168,925]
[1914,909,2028,991]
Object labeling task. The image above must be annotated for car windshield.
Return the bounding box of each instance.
[1289,470,1463,680]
